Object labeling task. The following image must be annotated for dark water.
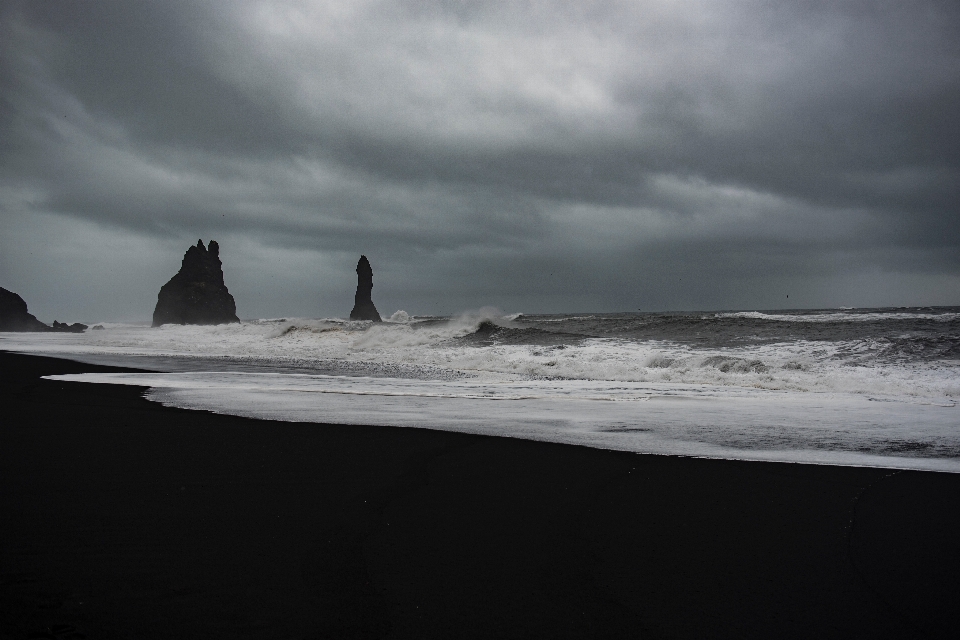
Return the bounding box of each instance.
[448,307,960,364]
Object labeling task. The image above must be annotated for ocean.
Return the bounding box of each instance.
[4,307,958,472]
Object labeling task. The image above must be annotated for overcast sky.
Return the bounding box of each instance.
[2,0,958,322]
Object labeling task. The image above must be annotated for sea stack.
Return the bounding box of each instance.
[0,287,51,332]
[152,239,240,327]
[349,255,382,322]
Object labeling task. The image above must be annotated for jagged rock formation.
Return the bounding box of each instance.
[349,255,382,322]
[152,240,240,327]
[52,320,88,333]
[0,287,50,331]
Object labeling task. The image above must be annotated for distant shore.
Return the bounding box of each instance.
[2,349,958,639]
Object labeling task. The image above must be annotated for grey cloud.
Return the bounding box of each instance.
[1,0,958,318]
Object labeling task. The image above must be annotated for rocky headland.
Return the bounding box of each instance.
[152,240,240,327]
[0,287,87,332]
[349,255,382,322]
[0,287,49,332]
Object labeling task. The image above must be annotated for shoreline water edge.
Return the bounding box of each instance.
[2,306,958,473]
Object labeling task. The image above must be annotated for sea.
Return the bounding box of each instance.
[3,307,959,472]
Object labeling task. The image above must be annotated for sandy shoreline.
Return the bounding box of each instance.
[1,349,958,638]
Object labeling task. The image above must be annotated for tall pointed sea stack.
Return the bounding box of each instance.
[152,239,240,327]
[349,255,382,322]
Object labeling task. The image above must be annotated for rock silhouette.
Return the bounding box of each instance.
[0,287,87,332]
[349,255,382,322]
[0,287,49,331]
[52,320,88,333]
[152,240,240,327]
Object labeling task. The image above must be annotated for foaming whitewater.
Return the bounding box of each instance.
[4,306,959,472]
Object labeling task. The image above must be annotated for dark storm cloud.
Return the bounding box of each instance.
[3,1,301,155]
[1,0,958,319]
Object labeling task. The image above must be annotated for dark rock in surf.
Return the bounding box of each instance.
[0,286,50,332]
[475,320,499,337]
[152,239,240,327]
[349,255,382,322]
[52,320,88,333]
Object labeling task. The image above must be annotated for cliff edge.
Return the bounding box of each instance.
[0,287,50,332]
[0,287,87,332]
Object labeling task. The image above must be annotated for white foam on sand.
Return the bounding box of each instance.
[43,370,960,473]
[4,316,958,472]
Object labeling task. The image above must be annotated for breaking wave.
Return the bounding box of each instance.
[2,307,958,401]
[6,305,959,473]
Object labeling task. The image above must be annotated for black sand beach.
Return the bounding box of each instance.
[2,350,958,639]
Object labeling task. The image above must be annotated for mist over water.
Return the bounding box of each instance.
[5,306,959,472]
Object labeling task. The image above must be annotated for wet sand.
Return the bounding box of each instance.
[1,349,958,639]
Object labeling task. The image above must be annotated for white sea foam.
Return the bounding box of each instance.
[4,313,958,472]
[43,370,960,473]
[2,317,957,398]
[386,310,412,323]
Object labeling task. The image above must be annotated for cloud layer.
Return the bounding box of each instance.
[2,0,958,321]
